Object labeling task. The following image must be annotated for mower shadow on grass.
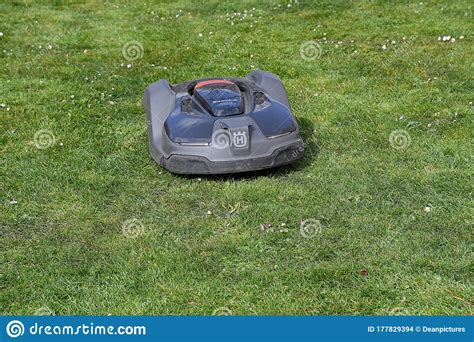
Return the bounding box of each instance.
[293,117,320,168]
[172,117,319,181]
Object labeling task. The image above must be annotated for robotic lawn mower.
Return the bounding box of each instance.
[143,70,304,174]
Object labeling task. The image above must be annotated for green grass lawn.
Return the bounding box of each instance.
[1,0,472,315]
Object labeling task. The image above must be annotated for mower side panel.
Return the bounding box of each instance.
[245,70,290,108]
[143,80,176,164]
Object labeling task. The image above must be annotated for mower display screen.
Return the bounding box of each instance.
[194,81,243,117]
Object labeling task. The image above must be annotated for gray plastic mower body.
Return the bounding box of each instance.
[143,70,304,175]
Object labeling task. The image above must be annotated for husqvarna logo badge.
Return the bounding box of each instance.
[233,131,247,148]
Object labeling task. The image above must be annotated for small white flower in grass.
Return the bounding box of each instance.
[450,38,455,42]
[459,35,464,39]
[207,210,212,215]
[10,200,17,205]
[423,206,431,213]
[198,33,203,37]
[127,64,131,68]
[382,44,387,50]
[70,95,74,99]
[0,32,3,37]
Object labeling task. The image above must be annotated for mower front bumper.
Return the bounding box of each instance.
[157,141,304,175]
